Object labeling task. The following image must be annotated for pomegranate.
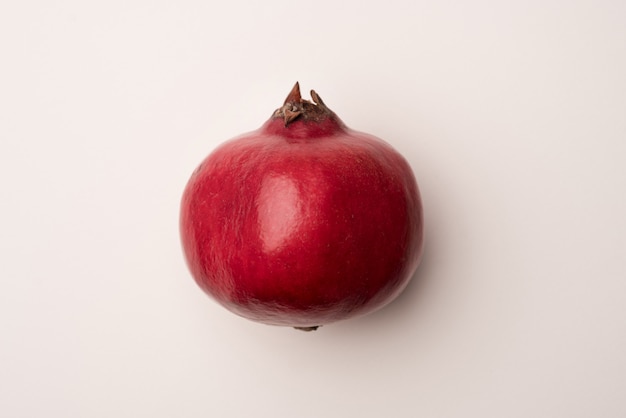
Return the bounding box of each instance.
[180,83,424,330]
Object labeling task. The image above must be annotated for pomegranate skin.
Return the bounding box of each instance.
[180,85,424,329]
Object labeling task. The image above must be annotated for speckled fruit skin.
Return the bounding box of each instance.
[180,84,423,329]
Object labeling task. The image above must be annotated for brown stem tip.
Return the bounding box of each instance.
[285,81,302,103]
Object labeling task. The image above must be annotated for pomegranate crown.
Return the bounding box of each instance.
[273,82,335,126]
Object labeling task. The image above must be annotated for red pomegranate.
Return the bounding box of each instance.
[180,83,424,330]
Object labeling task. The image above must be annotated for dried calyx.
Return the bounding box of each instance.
[273,82,335,126]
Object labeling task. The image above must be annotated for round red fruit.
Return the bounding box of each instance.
[180,83,424,330]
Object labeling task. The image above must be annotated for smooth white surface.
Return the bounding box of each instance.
[1,1,625,417]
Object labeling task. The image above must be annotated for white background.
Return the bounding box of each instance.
[1,1,625,417]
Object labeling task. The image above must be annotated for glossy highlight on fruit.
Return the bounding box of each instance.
[180,83,424,330]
